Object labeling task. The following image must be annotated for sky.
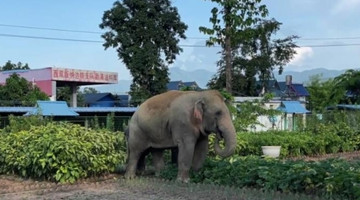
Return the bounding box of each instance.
[1,0,360,81]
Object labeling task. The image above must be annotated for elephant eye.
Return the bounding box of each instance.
[215,110,222,116]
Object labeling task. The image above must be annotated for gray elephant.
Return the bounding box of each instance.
[125,90,237,182]
[124,127,177,175]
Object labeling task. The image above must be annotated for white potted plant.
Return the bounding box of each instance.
[261,145,281,158]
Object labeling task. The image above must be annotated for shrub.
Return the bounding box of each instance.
[225,130,354,158]
[160,156,360,200]
[0,122,127,183]
[3,114,52,133]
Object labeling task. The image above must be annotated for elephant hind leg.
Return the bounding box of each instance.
[136,149,149,174]
[125,135,149,179]
[152,149,165,176]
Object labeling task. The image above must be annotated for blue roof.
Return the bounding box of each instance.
[278,82,287,91]
[167,81,183,90]
[328,104,360,110]
[118,95,130,107]
[84,93,114,104]
[72,107,137,113]
[25,101,79,116]
[292,84,310,96]
[277,101,309,114]
[0,107,33,113]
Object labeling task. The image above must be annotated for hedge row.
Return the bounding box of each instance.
[0,122,127,183]
[161,156,360,200]
[208,122,360,158]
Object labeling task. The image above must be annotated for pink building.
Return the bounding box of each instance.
[0,67,118,107]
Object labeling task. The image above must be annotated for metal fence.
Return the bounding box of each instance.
[0,115,131,132]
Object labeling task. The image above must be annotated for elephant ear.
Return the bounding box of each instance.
[193,99,204,123]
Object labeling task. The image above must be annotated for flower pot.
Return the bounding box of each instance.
[261,146,281,158]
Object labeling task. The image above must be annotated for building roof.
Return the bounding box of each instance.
[291,84,310,96]
[167,80,202,91]
[72,107,137,113]
[0,102,137,116]
[167,81,183,90]
[327,104,360,110]
[84,93,114,104]
[0,107,33,113]
[118,95,130,107]
[25,101,79,116]
[277,82,309,97]
[277,101,309,114]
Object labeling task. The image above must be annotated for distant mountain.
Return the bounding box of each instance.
[94,67,215,93]
[169,67,214,88]
[275,68,351,85]
[94,67,354,93]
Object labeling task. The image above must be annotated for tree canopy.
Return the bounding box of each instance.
[100,0,187,105]
[0,73,48,106]
[306,74,344,112]
[333,69,360,104]
[1,60,30,71]
[200,0,297,96]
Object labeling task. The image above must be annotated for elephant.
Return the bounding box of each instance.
[124,127,177,175]
[125,90,237,183]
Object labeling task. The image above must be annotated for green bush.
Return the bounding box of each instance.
[3,114,52,133]
[0,122,127,183]
[225,129,356,158]
[160,156,360,200]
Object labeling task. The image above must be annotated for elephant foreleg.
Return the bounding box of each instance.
[192,135,209,171]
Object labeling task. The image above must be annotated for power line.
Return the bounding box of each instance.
[0,33,102,43]
[2,23,360,41]
[2,33,360,48]
[299,36,360,41]
[0,23,102,34]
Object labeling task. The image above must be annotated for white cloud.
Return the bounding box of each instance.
[289,47,314,66]
[331,0,360,14]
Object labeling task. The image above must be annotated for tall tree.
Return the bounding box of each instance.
[306,74,344,112]
[199,0,269,94]
[207,19,297,96]
[82,87,99,94]
[0,73,48,106]
[1,60,30,71]
[56,86,85,107]
[333,69,360,104]
[100,0,187,105]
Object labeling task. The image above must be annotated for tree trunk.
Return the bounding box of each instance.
[224,6,232,94]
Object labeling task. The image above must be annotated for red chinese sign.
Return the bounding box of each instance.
[51,68,118,83]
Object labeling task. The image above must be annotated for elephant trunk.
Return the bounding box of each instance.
[214,118,237,158]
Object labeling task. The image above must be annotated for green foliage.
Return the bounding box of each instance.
[1,60,30,71]
[3,115,52,133]
[161,156,360,200]
[209,115,360,158]
[306,74,344,112]
[100,0,187,105]
[202,0,297,95]
[0,73,49,106]
[234,130,348,158]
[334,69,360,104]
[233,94,281,131]
[82,87,99,94]
[0,122,126,183]
[56,86,85,107]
